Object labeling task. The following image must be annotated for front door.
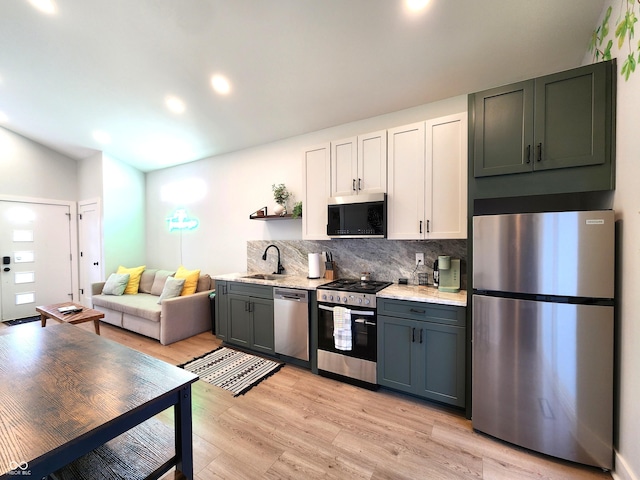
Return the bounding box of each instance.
[0,200,74,321]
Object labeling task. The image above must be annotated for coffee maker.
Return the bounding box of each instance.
[433,256,460,293]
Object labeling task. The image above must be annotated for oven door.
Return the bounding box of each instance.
[317,303,377,362]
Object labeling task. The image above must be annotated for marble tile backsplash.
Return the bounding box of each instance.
[247,239,467,289]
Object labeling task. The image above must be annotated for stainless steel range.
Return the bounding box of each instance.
[316,278,392,388]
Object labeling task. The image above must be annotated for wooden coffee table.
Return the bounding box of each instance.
[37,301,104,335]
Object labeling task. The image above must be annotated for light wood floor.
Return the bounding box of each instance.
[1,320,612,479]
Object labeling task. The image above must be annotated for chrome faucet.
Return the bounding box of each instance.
[262,244,285,274]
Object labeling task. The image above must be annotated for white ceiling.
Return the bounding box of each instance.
[0,0,605,172]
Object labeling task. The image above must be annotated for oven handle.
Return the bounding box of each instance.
[318,304,375,316]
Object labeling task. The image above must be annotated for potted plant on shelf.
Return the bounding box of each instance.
[272,183,290,215]
[292,201,302,219]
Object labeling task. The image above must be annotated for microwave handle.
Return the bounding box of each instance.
[318,304,375,316]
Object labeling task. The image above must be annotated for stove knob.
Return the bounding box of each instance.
[364,298,370,305]
[321,294,327,301]
[329,295,334,301]
[343,296,348,302]
[358,298,363,304]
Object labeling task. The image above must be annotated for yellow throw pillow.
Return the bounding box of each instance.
[116,265,146,295]
[174,265,200,296]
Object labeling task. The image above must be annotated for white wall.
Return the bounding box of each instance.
[587,3,640,480]
[77,151,104,202]
[102,153,146,274]
[145,95,467,275]
[0,126,78,201]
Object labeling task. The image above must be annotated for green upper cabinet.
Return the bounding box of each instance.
[473,61,611,178]
[473,80,534,177]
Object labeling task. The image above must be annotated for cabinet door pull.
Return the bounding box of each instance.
[427,220,430,233]
[358,178,362,190]
[410,308,426,314]
[419,220,423,234]
[419,329,423,344]
[412,327,416,343]
[526,144,531,164]
[537,143,543,162]
[352,179,356,191]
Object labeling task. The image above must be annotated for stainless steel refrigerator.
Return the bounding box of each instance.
[472,210,614,469]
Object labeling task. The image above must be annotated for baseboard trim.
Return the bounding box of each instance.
[612,450,638,480]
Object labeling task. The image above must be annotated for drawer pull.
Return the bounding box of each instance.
[409,308,425,314]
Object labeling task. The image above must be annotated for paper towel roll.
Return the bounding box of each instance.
[308,253,321,279]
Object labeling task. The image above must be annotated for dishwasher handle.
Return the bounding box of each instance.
[273,287,309,303]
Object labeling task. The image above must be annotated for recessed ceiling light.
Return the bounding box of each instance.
[93,130,111,145]
[28,0,57,14]
[211,74,231,95]
[0,111,8,123]
[405,0,430,12]
[165,95,186,114]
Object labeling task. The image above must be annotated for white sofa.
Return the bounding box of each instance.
[91,268,214,345]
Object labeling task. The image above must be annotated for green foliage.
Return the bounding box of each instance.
[292,201,303,219]
[272,183,291,206]
[590,1,640,81]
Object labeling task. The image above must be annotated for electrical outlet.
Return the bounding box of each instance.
[415,253,424,266]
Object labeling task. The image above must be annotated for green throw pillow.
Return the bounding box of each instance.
[158,277,185,304]
[102,273,130,296]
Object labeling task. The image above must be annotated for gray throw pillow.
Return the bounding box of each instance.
[150,270,175,296]
[102,273,130,296]
[158,277,185,304]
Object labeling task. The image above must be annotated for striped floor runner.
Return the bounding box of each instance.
[179,346,283,396]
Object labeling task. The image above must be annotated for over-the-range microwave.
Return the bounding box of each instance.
[326,193,386,238]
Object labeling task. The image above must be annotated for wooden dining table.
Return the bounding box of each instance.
[0,322,198,479]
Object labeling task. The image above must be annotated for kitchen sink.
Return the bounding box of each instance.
[242,273,280,280]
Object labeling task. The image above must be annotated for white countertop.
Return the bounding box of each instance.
[213,272,328,290]
[213,273,467,307]
[377,284,467,307]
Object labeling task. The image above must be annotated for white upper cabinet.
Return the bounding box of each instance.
[331,130,387,197]
[426,113,467,239]
[387,122,426,240]
[302,143,331,240]
[388,113,467,240]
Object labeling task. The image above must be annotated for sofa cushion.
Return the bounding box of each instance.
[196,274,211,292]
[92,293,161,322]
[175,266,200,296]
[102,273,130,296]
[117,265,146,295]
[139,269,158,294]
[150,270,175,296]
[158,277,185,303]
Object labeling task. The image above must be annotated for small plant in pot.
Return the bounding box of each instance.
[272,183,290,215]
[292,201,302,219]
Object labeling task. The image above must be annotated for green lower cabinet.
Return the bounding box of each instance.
[228,294,252,348]
[250,297,274,355]
[224,282,274,355]
[214,280,229,341]
[378,302,466,408]
[417,321,465,406]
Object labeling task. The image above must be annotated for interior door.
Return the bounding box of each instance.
[0,201,73,321]
[78,200,102,307]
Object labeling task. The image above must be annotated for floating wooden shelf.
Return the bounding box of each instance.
[249,206,300,220]
[250,214,298,220]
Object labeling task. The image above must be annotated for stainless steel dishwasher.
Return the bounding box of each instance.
[273,287,309,361]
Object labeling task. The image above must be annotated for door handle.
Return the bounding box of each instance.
[352,179,356,191]
[419,329,423,344]
[537,143,543,162]
[93,262,99,266]
[412,327,416,343]
[358,178,362,190]
[526,144,531,164]
[3,267,9,272]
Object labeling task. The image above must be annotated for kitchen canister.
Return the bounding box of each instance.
[308,253,321,279]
